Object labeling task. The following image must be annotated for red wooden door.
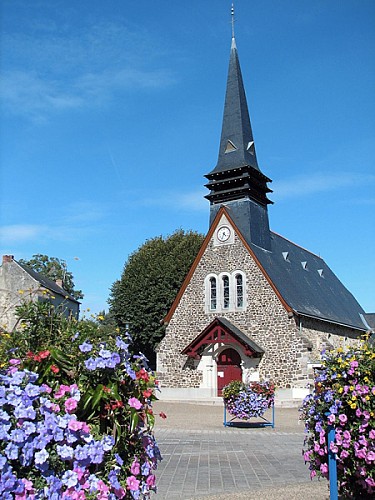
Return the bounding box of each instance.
[217,348,242,396]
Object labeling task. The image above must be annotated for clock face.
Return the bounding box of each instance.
[217,226,231,242]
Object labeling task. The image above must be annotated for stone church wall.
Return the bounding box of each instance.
[157,229,362,392]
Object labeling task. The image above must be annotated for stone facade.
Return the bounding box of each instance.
[157,216,360,396]
[0,255,79,331]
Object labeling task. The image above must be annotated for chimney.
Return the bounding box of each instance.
[2,255,14,264]
[55,279,63,288]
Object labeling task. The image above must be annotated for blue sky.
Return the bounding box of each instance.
[1,0,374,315]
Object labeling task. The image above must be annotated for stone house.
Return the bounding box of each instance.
[156,36,372,403]
[0,255,80,331]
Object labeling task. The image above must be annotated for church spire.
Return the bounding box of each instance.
[205,10,273,250]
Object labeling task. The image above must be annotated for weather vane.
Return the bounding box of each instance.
[231,3,235,38]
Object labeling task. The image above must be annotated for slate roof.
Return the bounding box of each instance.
[209,37,260,175]
[17,261,79,303]
[227,207,367,331]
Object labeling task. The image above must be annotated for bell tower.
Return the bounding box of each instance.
[205,10,273,251]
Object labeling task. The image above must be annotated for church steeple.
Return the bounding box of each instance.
[205,18,273,251]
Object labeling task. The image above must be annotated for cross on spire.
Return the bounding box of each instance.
[231,3,235,39]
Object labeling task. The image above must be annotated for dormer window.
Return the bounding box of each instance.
[224,140,237,153]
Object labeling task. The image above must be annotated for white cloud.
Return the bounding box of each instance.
[1,22,175,120]
[0,224,46,244]
[273,172,375,200]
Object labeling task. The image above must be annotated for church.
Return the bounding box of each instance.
[156,30,372,403]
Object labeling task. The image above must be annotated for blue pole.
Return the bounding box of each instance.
[223,403,226,426]
[327,424,338,500]
[272,402,275,428]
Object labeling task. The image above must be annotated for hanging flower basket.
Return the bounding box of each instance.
[222,380,275,420]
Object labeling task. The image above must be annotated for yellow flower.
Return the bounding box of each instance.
[350,385,355,391]
[337,347,343,353]
[18,290,24,294]
[338,387,343,394]
[351,396,357,401]
[350,403,357,409]
[365,395,370,401]
[97,315,104,321]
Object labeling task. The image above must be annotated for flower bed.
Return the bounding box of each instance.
[0,330,162,499]
[300,337,375,499]
[222,380,275,420]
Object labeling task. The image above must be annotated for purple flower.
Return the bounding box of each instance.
[61,470,78,488]
[79,341,93,353]
[34,448,49,464]
[84,358,97,371]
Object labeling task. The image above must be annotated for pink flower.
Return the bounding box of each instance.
[41,384,52,394]
[130,459,140,475]
[366,451,375,462]
[343,430,351,441]
[310,469,317,479]
[369,429,375,440]
[54,385,70,399]
[320,463,328,475]
[356,408,362,417]
[146,474,156,487]
[365,477,375,488]
[327,413,335,424]
[68,419,84,431]
[330,442,338,454]
[128,397,142,410]
[338,414,347,425]
[65,397,78,413]
[340,450,349,459]
[355,448,367,459]
[126,476,140,491]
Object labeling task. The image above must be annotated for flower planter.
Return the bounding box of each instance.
[222,381,275,428]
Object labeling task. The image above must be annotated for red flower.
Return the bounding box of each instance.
[143,389,153,398]
[33,355,42,362]
[50,365,60,374]
[26,351,34,359]
[39,350,50,359]
[136,368,150,382]
[159,412,167,419]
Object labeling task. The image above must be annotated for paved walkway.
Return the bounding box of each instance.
[152,402,330,500]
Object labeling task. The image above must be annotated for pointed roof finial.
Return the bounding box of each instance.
[231,3,235,39]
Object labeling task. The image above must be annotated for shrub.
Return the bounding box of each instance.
[0,303,162,499]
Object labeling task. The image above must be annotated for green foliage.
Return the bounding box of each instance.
[109,229,204,366]
[0,301,111,370]
[19,253,83,300]
[222,380,244,399]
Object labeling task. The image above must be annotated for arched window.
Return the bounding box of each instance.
[222,275,230,309]
[235,273,243,307]
[209,277,217,310]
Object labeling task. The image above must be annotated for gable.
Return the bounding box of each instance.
[181,317,264,359]
[164,207,290,323]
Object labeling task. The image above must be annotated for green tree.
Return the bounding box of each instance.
[109,229,205,367]
[19,254,83,300]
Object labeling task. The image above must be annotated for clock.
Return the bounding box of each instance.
[217,226,231,242]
